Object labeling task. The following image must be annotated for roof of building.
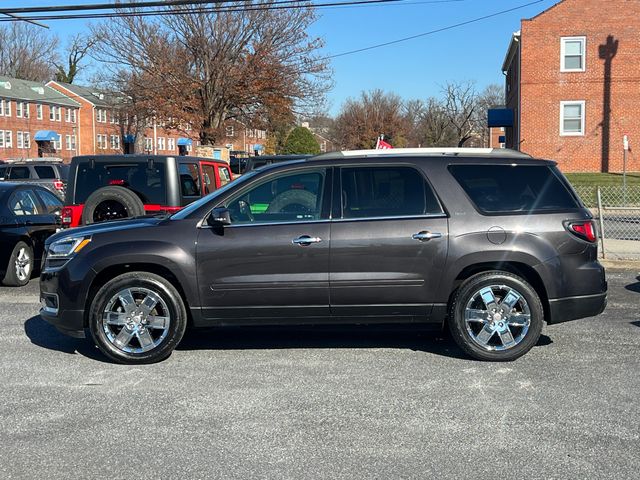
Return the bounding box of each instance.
[502,30,521,73]
[47,80,112,107]
[0,76,80,107]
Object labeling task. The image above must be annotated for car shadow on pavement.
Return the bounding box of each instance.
[24,315,108,363]
[624,276,640,293]
[176,326,554,360]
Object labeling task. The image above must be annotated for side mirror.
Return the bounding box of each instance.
[208,207,231,226]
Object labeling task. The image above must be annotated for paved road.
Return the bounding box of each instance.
[1,271,639,479]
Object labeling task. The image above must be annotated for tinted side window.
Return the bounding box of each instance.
[9,167,31,179]
[0,166,7,179]
[449,165,580,214]
[36,189,63,214]
[34,166,56,179]
[9,190,41,215]
[75,162,167,204]
[340,166,442,219]
[226,169,325,224]
[179,163,201,197]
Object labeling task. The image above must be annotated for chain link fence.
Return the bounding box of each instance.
[574,185,640,260]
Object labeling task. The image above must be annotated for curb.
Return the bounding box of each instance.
[600,259,640,270]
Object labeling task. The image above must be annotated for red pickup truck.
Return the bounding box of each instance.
[61,155,233,227]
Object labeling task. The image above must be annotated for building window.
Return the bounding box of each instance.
[66,134,76,150]
[16,102,28,118]
[560,101,585,136]
[0,99,11,117]
[17,131,30,149]
[97,134,108,150]
[225,125,234,137]
[561,36,586,72]
[168,138,176,151]
[157,137,165,150]
[0,131,3,148]
[144,137,153,152]
[96,109,107,123]
[65,108,76,123]
[110,135,120,150]
[49,105,61,121]
[36,104,43,120]
[53,134,62,151]
[4,130,12,148]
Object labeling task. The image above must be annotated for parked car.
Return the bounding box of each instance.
[40,148,607,364]
[61,155,234,227]
[0,183,62,286]
[229,155,249,176]
[0,159,69,200]
[244,154,313,173]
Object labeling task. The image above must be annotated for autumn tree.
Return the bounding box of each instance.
[0,23,58,82]
[92,3,330,146]
[334,90,408,150]
[283,126,320,154]
[55,34,97,84]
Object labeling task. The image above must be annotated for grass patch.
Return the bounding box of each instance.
[564,172,640,186]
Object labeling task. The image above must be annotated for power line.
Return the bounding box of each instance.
[326,0,546,58]
[0,12,49,29]
[0,0,463,22]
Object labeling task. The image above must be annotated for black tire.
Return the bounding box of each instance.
[2,241,34,287]
[88,272,187,364]
[448,271,543,361]
[82,186,145,225]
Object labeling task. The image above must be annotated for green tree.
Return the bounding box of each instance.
[283,126,321,154]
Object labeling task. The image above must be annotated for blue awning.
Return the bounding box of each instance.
[123,134,135,144]
[488,108,514,128]
[253,144,264,151]
[177,137,192,146]
[33,130,59,142]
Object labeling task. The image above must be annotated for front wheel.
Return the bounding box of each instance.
[88,272,187,364]
[3,241,34,287]
[448,271,543,361]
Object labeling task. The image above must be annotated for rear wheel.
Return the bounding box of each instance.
[2,241,33,287]
[82,186,145,224]
[88,272,187,364]
[448,271,543,361]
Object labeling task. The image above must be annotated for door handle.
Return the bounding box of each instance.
[412,231,443,241]
[292,235,322,246]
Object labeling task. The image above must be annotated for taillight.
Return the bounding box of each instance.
[53,180,64,191]
[109,179,126,186]
[61,207,73,226]
[566,220,597,243]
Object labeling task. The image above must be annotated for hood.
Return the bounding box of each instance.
[46,217,163,246]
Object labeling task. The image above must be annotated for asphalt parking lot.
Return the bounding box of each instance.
[0,270,638,479]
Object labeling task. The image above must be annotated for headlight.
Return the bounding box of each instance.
[48,236,91,258]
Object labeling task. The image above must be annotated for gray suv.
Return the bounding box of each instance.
[40,148,607,364]
[0,160,69,200]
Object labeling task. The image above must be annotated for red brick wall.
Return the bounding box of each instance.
[518,0,640,172]
[0,101,79,162]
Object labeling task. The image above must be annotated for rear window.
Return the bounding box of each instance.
[449,165,580,214]
[74,162,166,204]
[34,166,56,179]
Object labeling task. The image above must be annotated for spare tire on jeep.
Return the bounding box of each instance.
[82,185,145,224]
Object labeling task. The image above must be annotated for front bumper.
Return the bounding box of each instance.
[547,291,607,325]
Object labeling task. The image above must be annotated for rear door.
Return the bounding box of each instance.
[177,162,202,205]
[329,165,448,319]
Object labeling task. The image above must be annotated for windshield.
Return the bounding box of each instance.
[170,170,260,220]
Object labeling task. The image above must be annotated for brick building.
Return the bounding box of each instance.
[501,0,640,172]
[0,76,81,162]
[223,119,268,155]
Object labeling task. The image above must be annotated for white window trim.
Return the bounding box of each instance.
[560,100,586,136]
[561,36,586,73]
[36,104,43,120]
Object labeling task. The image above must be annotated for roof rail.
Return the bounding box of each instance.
[3,157,64,163]
[313,147,532,160]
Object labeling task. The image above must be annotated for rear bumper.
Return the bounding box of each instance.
[547,291,607,325]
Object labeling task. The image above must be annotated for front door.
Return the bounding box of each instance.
[196,166,332,321]
[329,165,448,319]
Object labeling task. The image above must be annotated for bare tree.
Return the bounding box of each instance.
[92,3,331,146]
[334,89,408,150]
[55,34,98,84]
[411,97,458,147]
[474,83,504,147]
[442,81,478,147]
[0,23,58,81]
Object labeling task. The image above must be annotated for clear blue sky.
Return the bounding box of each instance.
[17,0,559,114]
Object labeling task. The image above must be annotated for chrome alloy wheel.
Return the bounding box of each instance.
[464,285,531,351]
[102,287,171,354]
[15,248,31,282]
